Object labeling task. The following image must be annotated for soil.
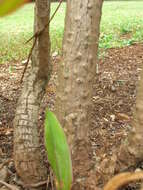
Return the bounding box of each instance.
[0,44,143,189]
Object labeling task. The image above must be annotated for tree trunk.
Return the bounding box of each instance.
[115,67,143,173]
[13,0,51,184]
[55,0,103,189]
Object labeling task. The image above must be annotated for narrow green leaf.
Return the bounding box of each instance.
[0,0,29,17]
[45,110,72,190]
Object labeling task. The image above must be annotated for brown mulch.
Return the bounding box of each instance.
[92,44,142,162]
[91,44,143,188]
[0,44,143,189]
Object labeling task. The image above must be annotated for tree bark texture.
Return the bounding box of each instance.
[13,0,51,184]
[55,0,103,189]
[115,67,143,173]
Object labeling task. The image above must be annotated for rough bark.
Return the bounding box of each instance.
[115,67,143,173]
[55,0,103,189]
[13,0,51,184]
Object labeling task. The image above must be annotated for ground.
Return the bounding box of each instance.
[0,43,143,189]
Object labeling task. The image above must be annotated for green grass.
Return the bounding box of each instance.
[0,1,143,63]
[100,1,143,50]
[0,3,65,63]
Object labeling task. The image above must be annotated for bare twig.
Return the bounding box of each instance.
[0,159,13,170]
[46,175,50,190]
[50,169,54,190]
[15,176,50,189]
[104,171,143,190]
[24,180,47,188]
[20,0,63,83]
[0,181,19,190]
[15,179,47,188]
[25,0,63,44]
[20,37,36,83]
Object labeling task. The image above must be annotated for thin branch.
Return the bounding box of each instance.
[0,159,13,170]
[20,0,63,83]
[15,176,50,188]
[25,0,63,44]
[50,169,55,190]
[0,181,19,190]
[24,180,47,188]
[16,180,48,188]
[20,37,36,83]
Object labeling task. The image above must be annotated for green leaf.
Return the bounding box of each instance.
[45,110,73,190]
[0,0,29,17]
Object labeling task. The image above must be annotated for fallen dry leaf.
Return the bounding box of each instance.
[116,113,130,121]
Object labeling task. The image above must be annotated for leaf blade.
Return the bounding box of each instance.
[45,110,72,190]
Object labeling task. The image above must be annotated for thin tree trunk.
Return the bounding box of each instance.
[115,67,143,173]
[55,0,103,189]
[13,0,51,184]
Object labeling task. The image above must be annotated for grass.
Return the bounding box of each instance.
[0,1,143,63]
[100,1,143,50]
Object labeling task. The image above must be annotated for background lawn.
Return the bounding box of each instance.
[0,1,143,63]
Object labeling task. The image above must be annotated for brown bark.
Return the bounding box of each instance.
[55,0,103,189]
[13,0,51,184]
[115,67,143,173]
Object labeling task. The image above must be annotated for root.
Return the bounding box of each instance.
[104,171,143,190]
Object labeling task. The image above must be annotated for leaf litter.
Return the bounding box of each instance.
[0,44,143,189]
